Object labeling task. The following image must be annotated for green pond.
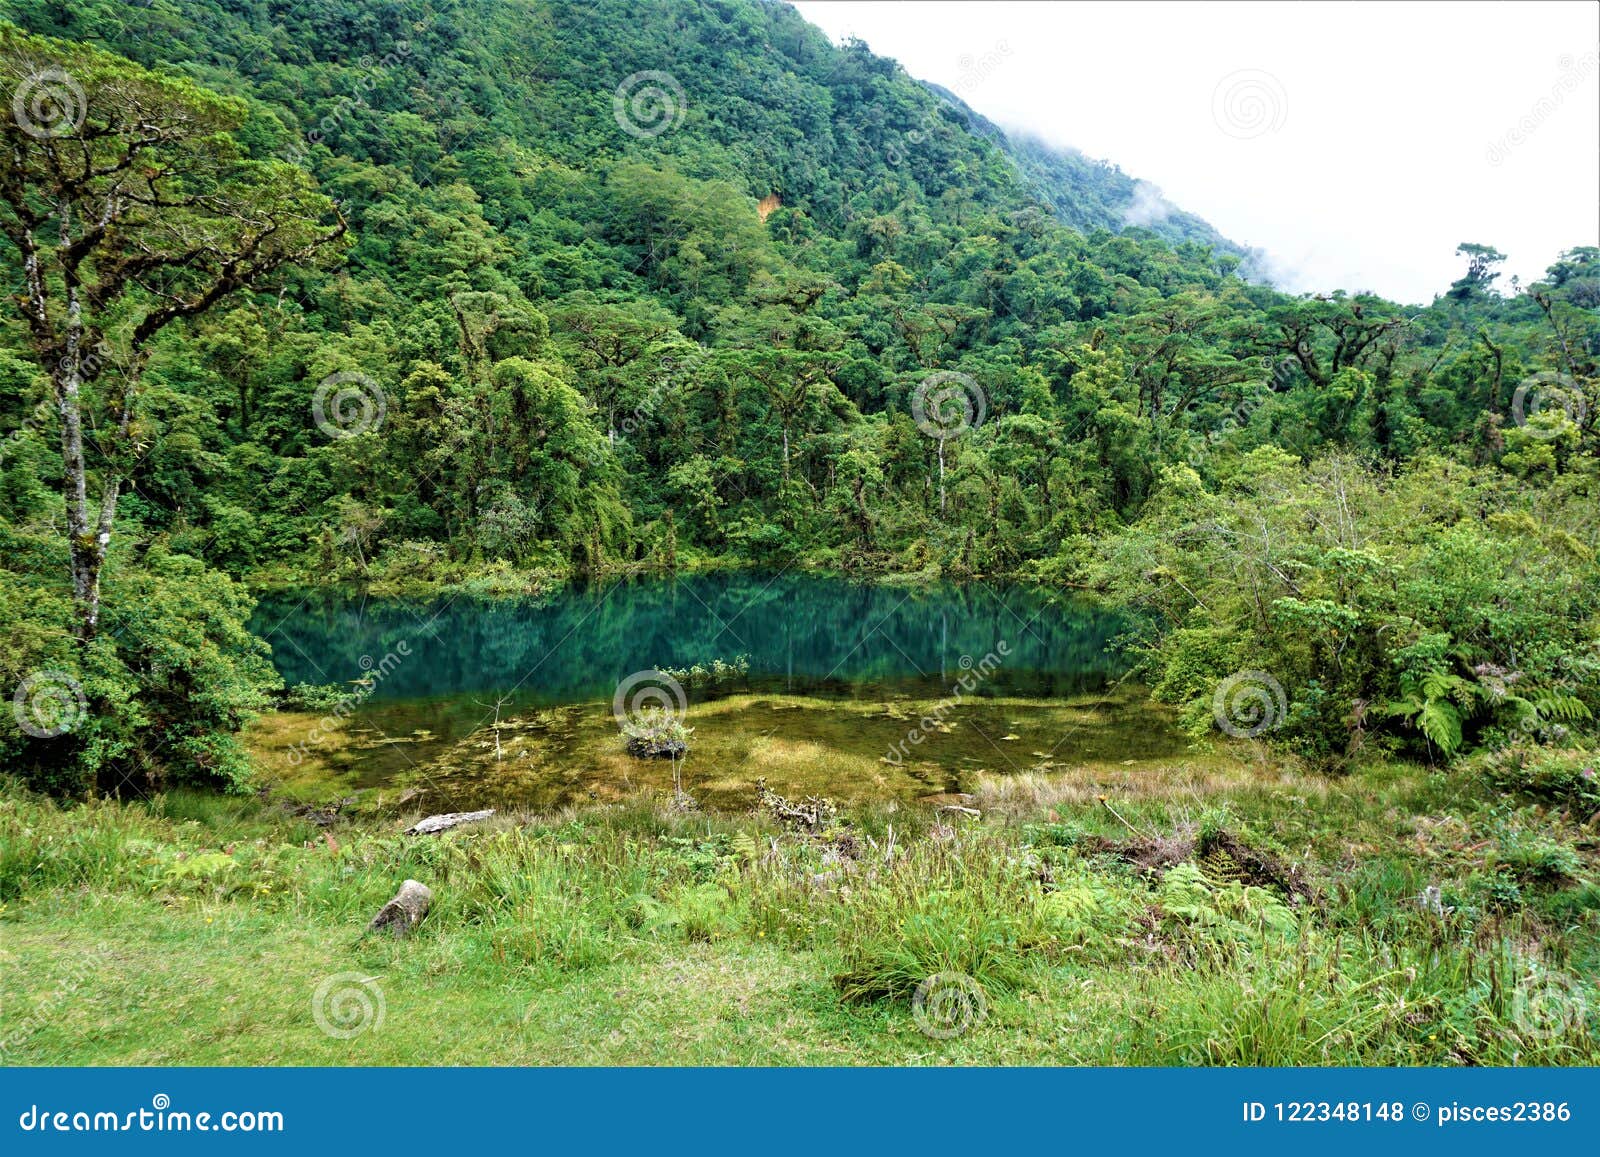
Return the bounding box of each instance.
[248,573,1188,810]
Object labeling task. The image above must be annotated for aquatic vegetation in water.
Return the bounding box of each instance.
[655,655,752,694]
[621,707,692,760]
[357,687,1193,814]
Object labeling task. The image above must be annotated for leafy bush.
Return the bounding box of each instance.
[1493,831,1584,886]
[1,548,279,795]
[661,881,744,942]
[1482,747,1600,816]
[654,655,751,691]
[621,707,692,759]
[1095,453,1600,766]
[280,683,348,711]
[1156,863,1299,943]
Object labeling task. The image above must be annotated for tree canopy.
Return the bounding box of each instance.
[0,0,1595,791]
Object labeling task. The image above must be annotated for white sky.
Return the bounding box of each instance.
[792,0,1600,305]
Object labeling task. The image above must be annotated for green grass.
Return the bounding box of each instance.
[2,750,1597,1066]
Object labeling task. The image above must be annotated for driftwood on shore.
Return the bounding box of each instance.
[367,879,433,938]
[280,796,357,826]
[755,778,837,833]
[404,809,495,835]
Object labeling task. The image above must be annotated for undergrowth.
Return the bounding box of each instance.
[2,751,1597,1065]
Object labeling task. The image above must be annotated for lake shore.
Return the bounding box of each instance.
[239,555,1035,604]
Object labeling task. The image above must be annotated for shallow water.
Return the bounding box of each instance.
[247,573,1186,808]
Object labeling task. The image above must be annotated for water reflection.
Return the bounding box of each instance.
[251,572,1130,706]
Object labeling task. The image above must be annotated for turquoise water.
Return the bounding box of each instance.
[247,573,1172,805]
[252,571,1131,706]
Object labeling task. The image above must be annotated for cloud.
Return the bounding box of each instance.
[1122,180,1174,227]
[794,0,1599,304]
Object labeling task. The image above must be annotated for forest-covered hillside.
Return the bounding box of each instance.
[0,0,1596,794]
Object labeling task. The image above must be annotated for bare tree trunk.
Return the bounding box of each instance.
[55,291,118,641]
[4,71,344,649]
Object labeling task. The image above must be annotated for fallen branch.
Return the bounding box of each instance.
[756,778,837,833]
[1097,795,1153,840]
[405,809,495,836]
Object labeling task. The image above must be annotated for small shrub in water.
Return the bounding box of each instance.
[621,707,691,760]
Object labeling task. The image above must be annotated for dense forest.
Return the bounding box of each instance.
[0,0,1596,797]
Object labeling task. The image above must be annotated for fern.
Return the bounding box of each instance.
[1531,690,1592,722]
[1416,698,1464,753]
[1422,670,1479,709]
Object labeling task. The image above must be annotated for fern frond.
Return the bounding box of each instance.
[1532,691,1592,722]
[1417,699,1463,753]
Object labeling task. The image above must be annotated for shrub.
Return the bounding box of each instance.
[1482,747,1600,817]
[280,683,348,711]
[1,547,278,795]
[1494,831,1584,886]
[621,707,692,760]
[1094,453,1600,766]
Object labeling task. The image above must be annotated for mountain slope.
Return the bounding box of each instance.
[1,0,1595,799]
[0,0,1240,258]
[0,0,1588,592]
[921,79,1247,257]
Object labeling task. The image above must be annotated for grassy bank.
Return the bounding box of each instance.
[2,747,1597,1066]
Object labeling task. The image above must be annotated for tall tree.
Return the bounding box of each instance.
[550,295,682,443]
[0,27,345,638]
[722,346,837,486]
[1448,242,1507,302]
